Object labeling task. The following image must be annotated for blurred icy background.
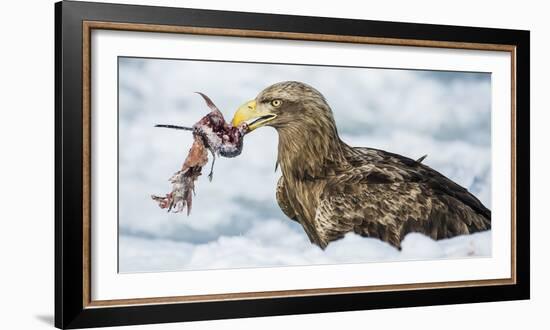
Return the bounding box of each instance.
[118,57,492,273]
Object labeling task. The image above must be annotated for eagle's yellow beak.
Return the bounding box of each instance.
[231,100,277,131]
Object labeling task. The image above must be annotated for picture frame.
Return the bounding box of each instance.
[55,1,530,328]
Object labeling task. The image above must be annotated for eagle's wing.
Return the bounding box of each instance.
[345,147,491,219]
[313,147,491,248]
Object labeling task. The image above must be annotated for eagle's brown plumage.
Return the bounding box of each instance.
[238,81,491,249]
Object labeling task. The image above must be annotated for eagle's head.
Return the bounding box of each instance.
[231,81,347,179]
[231,81,336,133]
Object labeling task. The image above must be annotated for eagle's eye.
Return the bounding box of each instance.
[271,99,283,108]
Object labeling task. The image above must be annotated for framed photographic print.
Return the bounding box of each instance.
[55,1,530,328]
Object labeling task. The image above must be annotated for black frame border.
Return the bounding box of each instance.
[55,1,530,328]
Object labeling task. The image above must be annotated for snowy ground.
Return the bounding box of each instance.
[118,57,492,273]
[120,225,491,272]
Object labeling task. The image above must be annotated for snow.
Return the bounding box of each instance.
[117,57,492,273]
[119,218,491,272]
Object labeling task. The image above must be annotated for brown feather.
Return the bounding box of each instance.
[258,81,490,249]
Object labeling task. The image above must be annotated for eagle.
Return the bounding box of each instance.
[231,81,491,249]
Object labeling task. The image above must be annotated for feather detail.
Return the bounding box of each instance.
[416,154,428,163]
